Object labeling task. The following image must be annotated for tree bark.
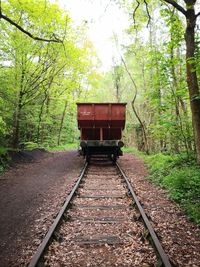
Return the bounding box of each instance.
[184,2,200,163]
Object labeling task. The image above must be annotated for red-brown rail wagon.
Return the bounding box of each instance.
[77,103,126,162]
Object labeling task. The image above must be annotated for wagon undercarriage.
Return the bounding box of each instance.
[79,140,123,162]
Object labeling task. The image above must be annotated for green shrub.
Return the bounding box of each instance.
[184,202,200,225]
[144,153,174,184]
[123,146,143,157]
[0,147,9,172]
[142,152,200,225]
[20,142,39,150]
[48,143,78,151]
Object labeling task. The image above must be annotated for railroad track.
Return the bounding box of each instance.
[28,157,172,267]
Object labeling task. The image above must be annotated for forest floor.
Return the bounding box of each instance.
[0,150,199,267]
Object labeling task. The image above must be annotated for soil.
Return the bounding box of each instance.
[0,149,84,267]
[0,151,199,267]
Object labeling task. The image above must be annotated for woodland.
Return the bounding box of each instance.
[0,0,200,224]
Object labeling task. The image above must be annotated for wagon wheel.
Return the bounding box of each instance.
[86,154,90,163]
[112,154,117,164]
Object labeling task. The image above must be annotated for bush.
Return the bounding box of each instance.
[145,153,174,184]
[19,142,39,150]
[0,147,9,172]
[144,152,200,225]
[47,143,78,151]
[123,146,144,157]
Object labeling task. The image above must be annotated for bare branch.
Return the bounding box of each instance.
[133,0,140,27]
[104,0,112,14]
[144,0,151,27]
[132,0,151,28]
[196,11,200,18]
[162,0,187,15]
[121,56,149,154]
[121,56,138,102]
[0,13,63,43]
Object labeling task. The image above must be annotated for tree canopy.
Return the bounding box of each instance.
[0,0,98,148]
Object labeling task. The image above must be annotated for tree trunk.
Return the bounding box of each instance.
[57,101,68,146]
[37,92,48,144]
[185,5,200,163]
[179,98,193,150]
[12,91,23,148]
[131,100,149,154]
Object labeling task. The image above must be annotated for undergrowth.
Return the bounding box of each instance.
[123,146,144,157]
[125,147,200,226]
[145,152,200,225]
[47,143,78,151]
[21,142,78,152]
[0,147,9,172]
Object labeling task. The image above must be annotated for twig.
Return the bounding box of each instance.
[144,0,151,27]
[133,0,140,27]
[196,11,200,18]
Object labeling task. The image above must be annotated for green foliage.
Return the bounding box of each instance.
[48,143,78,151]
[0,0,98,149]
[20,142,41,150]
[0,147,9,172]
[123,146,144,157]
[117,0,195,154]
[145,153,200,225]
[0,116,7,138]
[145,153,174,184]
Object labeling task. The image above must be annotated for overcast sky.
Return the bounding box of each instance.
[58,0,130,71]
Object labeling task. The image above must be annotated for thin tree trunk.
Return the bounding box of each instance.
[37,91,48,144]
[177,46,193,151]
[12,91,23,148]
[179,98,193,150]
[57,101,68,146]
[121,56,149,154]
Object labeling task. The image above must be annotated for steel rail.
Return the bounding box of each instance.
[28,162,88,267]
[116,162,172,267]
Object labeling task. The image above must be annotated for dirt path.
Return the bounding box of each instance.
[0,151,199,266]
[0,150,84,267]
